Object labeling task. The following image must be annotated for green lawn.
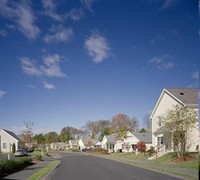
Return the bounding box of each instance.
[152,152,199,170]
[28,160,59,180]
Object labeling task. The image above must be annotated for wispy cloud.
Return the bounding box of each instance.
[42,81,55,90]
[41,54,67,78]
[84,31,110,63]
[0,29,7,37]
[66,8,84,21]
[20,53,67,78]
[21,57,42,76]
[192,70,199,79]
[81,0,95,12]
[42,0,63,22]
[0,0,40,40]
[148,55,175,70]
[44,25,73,43]
[0,90,7,99]
[10,126,60,134]
[151,35,165,44]
[159,0,179,10]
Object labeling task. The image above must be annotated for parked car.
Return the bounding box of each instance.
[82,147,95,152]
[14,149,28,157]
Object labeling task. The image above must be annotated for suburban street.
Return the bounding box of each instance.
[48,153,182,180]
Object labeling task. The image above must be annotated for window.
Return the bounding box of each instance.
[158,116,163,127]
[132,144,137,151]
[3,143,6,149]
[157,137,163,145]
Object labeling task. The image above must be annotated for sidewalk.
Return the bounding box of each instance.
[4,157,55,180]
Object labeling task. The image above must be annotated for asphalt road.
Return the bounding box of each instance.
[48,153,183,180]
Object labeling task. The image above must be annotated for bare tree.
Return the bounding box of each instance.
[143,113,152,131]
[22,121,34,144]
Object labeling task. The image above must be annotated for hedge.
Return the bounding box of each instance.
[0,158,33,177]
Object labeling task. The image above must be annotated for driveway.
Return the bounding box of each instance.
[48,153,183,180]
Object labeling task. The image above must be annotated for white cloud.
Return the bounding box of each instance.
[42,0,63,21]
[0,0,40,40]
[43,81,55,90]
[192,70,199,79]
[44,25,73,43]
[20,53,67,78]
[20,57,42,76]
[84,31,110,63]
[149,55,175,70]
[0,90,7,99]
[159,0,179,10]
[41,54,67,78]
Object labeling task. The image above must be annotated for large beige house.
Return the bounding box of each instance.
[151,88,199,154]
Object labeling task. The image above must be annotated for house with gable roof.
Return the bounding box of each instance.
[151,88,199,154]
[79,138,100,151]
[101,131,152,153]
[0,129,23,153]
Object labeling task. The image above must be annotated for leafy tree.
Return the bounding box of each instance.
[139,128,147,133]
[33,133,45,144]
[162,104,198,157]
[21,121,34,144]
[44,131,60,143]
[111,114,138,140]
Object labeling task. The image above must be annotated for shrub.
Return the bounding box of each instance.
[72,149,80,152]
[12,143,16,154]
[0,158,32,177]
[33,151,42,161]
[147,146,156,157]
[137,141,146,153]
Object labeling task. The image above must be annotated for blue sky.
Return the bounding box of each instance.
[0,0,199,135]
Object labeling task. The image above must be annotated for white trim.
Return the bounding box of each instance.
[150,89,185,118]
[1,129,19,143]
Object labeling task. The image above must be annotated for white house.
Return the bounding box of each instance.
[69,140,79,149]
[0,129,23,153]
[50,142,65,150]
[101,133,116,153]
[79,138,100,151]
[151,88,199,154]
[101,131,152,153]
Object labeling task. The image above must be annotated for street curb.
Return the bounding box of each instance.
[41,160,61,180]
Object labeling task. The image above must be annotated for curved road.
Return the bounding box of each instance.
[48,153,182,180]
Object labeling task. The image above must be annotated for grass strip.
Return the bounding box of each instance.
[28,160,58,180]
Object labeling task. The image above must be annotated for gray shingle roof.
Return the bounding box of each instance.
[2,129,22,142]
[105,133,117,144]
[69,140,78,145]
[165,88,198,107]
[133,132,152,143]
[81,139,99,145]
